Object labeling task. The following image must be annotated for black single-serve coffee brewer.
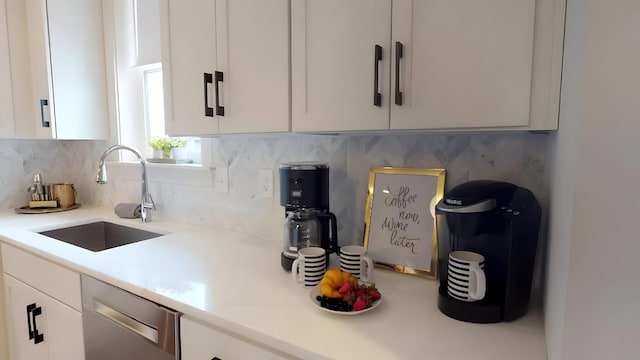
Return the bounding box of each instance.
[435,180,541,323]
[279,163,338,271]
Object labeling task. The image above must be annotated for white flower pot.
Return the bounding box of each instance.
[172,147,187,161]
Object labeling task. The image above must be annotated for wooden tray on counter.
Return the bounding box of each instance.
[15,203,81,214]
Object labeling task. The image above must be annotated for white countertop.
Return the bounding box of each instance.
[0,206,547,359]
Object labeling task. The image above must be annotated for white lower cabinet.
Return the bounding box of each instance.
[1,244,84,360]
[3,274,84,360]
[181,316,294,360]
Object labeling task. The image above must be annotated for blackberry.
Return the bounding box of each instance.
[318,295,354,312]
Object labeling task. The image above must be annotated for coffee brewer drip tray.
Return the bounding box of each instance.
[437,287,503,323]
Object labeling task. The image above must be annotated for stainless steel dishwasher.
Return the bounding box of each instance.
[81,274,180,360]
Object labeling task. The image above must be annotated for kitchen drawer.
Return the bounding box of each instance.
[4,274,85,360]
[181,316,296,360]
[1,243,81,311]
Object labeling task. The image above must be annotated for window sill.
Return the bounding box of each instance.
[106,161,214,187]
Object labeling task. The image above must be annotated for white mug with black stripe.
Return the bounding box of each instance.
[339,245,374,282]
[447,251,486,302]
[291,247,327,288]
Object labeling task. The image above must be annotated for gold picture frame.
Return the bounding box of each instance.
[363,167,446,279]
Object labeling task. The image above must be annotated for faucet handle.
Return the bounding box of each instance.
[143,193,156,210]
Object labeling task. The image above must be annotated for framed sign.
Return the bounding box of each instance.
[363,167,446,279]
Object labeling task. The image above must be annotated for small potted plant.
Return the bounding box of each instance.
[148,137,186,159]
[170,137,188,162]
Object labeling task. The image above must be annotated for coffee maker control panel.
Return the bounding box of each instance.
[279,163,329,210]
[290,189,303,203]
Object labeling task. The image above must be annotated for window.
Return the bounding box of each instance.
[111,1,202,165]
[140,65,201,164]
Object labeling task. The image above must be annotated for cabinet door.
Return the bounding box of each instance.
[46,0,109,139]
[291,0,391,132]
[181,317,290,359]
[216,0,290,134]
[0,0,15,137]
[161,0,219,135]
[8,0,108,139]
[390,0,536,130]
[4,274,84,360]
[4,0,36,138]
[23,0,54,139]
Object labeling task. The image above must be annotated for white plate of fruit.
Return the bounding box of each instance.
[308,268,382,315]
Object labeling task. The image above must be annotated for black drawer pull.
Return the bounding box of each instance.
[32,305,44,344]
[204,73,214,117]
[26,303,44,344]
[26,303,35,340]
[395,41,404,106]
[40,99,50,127]
[214,71,225,116]
[373,45,382,107]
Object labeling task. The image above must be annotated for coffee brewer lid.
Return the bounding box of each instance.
[436,180,517,214]
[279,162,328,171]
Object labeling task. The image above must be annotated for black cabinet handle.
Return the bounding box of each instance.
[203,73,214,117]
[39,99,50,127]
[373,45,382,107]
[395,41,404,106]
[26,303,44,344]
[214,71,225,116]
[26,303,35,340]
[32,306,44,344]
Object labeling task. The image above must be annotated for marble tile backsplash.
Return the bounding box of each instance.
[0,132,548,247]
[0,139,107,209]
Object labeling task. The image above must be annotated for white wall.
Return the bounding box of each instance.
[0,249,7,360]
[546,1,640,359]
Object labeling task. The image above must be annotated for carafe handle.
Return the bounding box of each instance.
[317,212,338,254]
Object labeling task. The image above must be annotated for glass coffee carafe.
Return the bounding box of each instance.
[283,209,323,265]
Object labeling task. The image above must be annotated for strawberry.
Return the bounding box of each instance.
[338,281,354,294]
[352,296,369,311]
[356,287,367,297]
[342,291,356,304]
[368,289,381,300]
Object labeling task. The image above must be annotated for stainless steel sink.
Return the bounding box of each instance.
[38,221,163,252]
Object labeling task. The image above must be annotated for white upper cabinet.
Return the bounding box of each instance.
[390,0,535,130]
[217,0,290,134]
[0,0,15,137]
[292,0,563,132]
[161,0,219,135]
[291,0,391,132]
[4,0,109,140]
[161,0,290,136]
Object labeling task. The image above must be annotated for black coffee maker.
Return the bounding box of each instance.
[279,163,338,271]
[435,180,541,323]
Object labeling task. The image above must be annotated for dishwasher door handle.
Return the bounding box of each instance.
[94,300,159,344]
